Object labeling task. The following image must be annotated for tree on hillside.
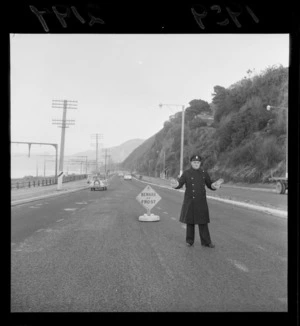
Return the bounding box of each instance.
[250,65,288,106]
[185,99,211,122]
[211,85,229,123]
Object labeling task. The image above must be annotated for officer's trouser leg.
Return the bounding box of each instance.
[198,224,212,245]
[186,224,195,245]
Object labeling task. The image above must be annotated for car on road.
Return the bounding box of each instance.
[123,174,132,180]
[90,176,108,191]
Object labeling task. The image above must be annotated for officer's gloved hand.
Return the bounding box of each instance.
[212,178,224,190]
[170,178,179,188]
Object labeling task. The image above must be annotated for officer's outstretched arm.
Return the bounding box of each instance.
[172,172,186,189]
[204,170,216,191]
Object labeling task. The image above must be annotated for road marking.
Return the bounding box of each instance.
[156,207,161,210]
[75,202,88,204]
[228,259,249,272]
[256,245,267,251]
[29,206,39,208]
[35,203,43,206]
[56,219,64,222]
[36,229,45,232]
[64,208,77,211]
[163,211,168,214]
[171,217,176,220]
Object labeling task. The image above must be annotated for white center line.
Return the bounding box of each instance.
[64,208,77,211]
[228,259,249,272]
[56,219,64,222]
[29,206,39,208]
[171,217,176,220]
[255,245,267,251]
[163,212,168,214]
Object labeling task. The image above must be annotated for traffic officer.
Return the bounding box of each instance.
[172,154,221,248]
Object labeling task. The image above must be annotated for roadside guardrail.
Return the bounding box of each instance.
[11,174,87,190]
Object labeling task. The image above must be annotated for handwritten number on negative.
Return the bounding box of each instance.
[191,6,207,30]
[191,4,259,30]
[225,6,242,28]
[29,6,51,32]
[29,5,104,32]
[210,5,229,26]
[52,6,70,28]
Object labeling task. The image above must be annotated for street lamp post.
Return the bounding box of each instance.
[266,105,288,179]
[159,103,185,176]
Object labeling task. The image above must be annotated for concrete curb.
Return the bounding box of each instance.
[134,177,287,219]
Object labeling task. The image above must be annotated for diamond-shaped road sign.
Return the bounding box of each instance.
[136,185,161,212]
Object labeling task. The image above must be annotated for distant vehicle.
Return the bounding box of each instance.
[90,176,108,191]
[123,174,132,180]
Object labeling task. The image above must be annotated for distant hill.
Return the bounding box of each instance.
[122,135,156,171]
[71,138,145,163]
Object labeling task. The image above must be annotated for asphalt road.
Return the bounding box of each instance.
[11,175,287,312]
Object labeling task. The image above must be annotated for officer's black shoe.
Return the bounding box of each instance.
[186,242,193,247]
[202,243,215,248]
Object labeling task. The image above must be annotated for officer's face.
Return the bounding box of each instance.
[191,161,201,169]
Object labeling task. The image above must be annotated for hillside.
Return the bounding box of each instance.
[122,65,288,183]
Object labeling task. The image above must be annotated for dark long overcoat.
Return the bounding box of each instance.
[175,167,216,224]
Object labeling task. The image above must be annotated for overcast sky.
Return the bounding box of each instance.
[10,34,289,156]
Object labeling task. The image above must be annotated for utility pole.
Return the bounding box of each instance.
[52,99,77,189]
[102,148,110,175]
[91,134,103,174]
[163,150,166,178]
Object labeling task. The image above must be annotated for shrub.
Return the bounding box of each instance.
[255,136,285,169]
[228,141,257,167]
